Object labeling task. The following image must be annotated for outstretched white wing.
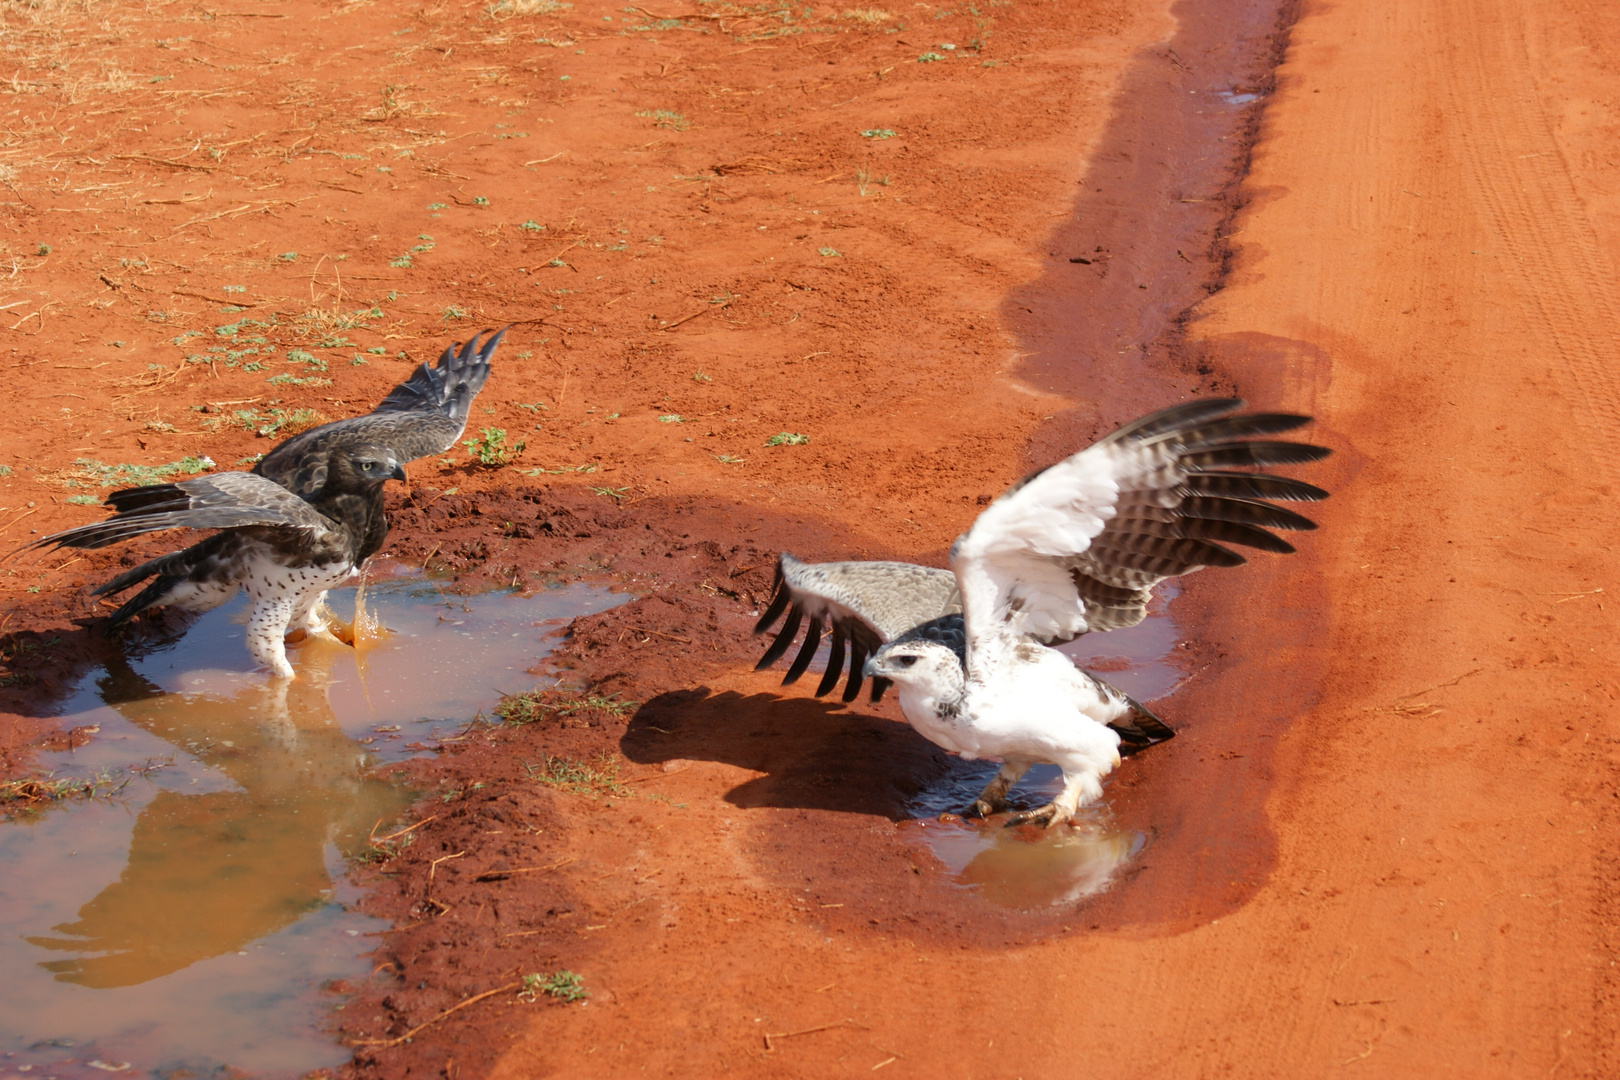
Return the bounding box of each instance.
[950,399,1329,656]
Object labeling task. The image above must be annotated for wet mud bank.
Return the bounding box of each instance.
[1013,0,1334,935]
[1016,0,1303,455]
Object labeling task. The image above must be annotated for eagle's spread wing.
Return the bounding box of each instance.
[255,327,507,495]
[18,472,341,554]
[951,398,1329,653]
[753,553,960,702]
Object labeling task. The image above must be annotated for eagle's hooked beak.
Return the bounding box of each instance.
[389,461,408,483]
[862,655,882,679]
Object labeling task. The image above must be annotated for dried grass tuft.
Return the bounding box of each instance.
[486,0,571,18]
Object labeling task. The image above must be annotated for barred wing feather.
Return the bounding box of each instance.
[951,399,1329,652]
[255,328,507,495]
[753,553,960,702]
[16,472,340,554]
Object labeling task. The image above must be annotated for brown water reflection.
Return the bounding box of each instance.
[27,653,407,988]
[0,577,624,1077]
[913,810,1144,909]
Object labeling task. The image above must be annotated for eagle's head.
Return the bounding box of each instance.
[339,445,408,487]
[863,637,964,699]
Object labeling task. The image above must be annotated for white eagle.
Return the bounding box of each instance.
[753,399,1330,827]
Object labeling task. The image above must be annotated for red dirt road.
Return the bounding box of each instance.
[1166,0,1620,1072]
[1,0,1617,1077]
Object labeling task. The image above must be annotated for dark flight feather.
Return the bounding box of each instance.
[782,614,823,685]
[1179,471,1328,502]
[256,327,507,496]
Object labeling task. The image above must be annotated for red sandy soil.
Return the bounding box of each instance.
[1,0,1617,1077]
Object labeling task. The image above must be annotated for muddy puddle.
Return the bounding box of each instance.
[902,587,1183,910]
[0,576,624,1078]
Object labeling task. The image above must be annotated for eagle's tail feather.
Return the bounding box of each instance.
[91,551,178,598]
[102,575,179,633]
[1120,692,1176,743]
[91,534,231,632]
[1088,672,1176,756]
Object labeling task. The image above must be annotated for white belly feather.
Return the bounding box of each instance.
[899,640,1127,783]
[238,547,358,678]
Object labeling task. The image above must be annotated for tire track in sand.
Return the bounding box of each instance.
[1436,0,1620,483]
[1433,17,1620,1071]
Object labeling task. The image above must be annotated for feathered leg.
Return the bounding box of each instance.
[290,589,335,636]
[1004,755,1116,829]
[963,760,1030,818]
[244,595,298,679]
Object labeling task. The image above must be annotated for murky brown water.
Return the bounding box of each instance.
[0,574,624,1078]
[904,586,1183,910]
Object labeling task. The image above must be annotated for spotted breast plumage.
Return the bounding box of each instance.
[17,328,508,678]
[753,399,1331,826]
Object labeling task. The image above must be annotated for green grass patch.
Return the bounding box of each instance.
[520,970,587,1003]
[636,109,690,131]
[524,753,630,798]
[498,690,636,726]
[464,427,525,466]
[266,372,333,387]
[1,771,127,813]
[72,455,214,487]
[220,406,326,439]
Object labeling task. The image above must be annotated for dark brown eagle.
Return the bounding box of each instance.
[19,328,508,678]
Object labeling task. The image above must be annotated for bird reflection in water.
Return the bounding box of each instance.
[907,763,1146,910]
[25,627,410,988]
[952,821,1141,908]
[914,815,1143,909]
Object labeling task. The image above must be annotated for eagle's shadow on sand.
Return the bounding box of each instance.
[1,609,204,719]
[620,687,967,821]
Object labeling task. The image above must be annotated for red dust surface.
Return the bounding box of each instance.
[1,0,1617,1076]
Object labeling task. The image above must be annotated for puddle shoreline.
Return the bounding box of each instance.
[0,579,626,1078]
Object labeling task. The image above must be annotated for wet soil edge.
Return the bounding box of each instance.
[1010,0,1331,934]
